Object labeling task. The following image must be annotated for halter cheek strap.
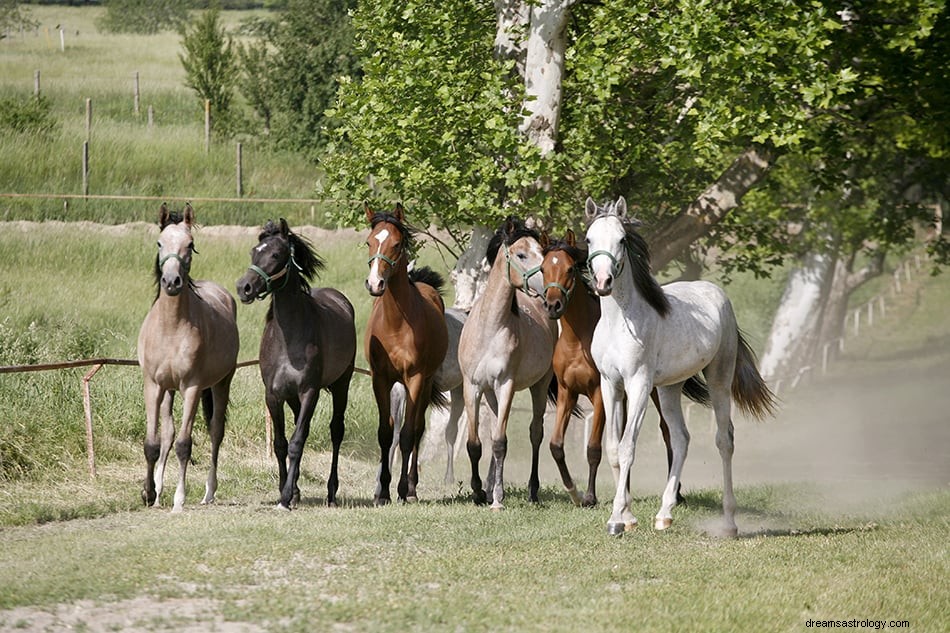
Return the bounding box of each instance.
[504,243,542,298]
[247,245,297,300]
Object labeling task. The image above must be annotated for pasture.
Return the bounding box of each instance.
[0,221,948,632]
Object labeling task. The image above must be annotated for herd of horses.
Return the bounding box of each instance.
[137,198,776,536]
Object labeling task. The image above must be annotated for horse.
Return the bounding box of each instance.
[364,202,449,504]
[540,230,710,507]
[236,219,356,509]
[458,216,558,509]
[585,196,776,536]
[137,203,239,512]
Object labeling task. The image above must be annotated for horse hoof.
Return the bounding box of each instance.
[625,519,638,531]
[581,495,597,508]
[654,517,673,530]
[607,522,626,537]
[276,502,291,512]
[472,490,487,506]
[405,495,418,504]
[374,496,391,507]
[490,502,505,512]
[327,500,338,509]
[171,505,184,514]
[566,487,582,507]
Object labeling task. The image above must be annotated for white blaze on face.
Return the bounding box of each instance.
[367,228,391,289]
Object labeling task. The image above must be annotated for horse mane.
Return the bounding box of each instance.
[486,216,541,265]
[409,265,445,296]
[621,223,670,317]
[259,219,325,288]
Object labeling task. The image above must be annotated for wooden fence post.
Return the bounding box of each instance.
[34,69,40,98]
[85,98,92,141]
[204,99,211,153]
[133,71,140,116]
[82,141,89,198]
[236,142,243,198]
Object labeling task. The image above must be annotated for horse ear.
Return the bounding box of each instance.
[615,196,628,218]
[584,197,598,220]
[279,218,290,236]
[539,230,550,250]
[565,229,576,247]
[394,202,405,222]
[159,203,170,228]
[364,201,374,224]
[504,215,517,237]
[183,203,194,227]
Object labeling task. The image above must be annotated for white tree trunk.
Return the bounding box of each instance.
[519,0,574,158]
[450,225,493,311]
[760,251,836,383]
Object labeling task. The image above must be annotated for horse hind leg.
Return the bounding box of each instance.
[550,385,581,506]
[142,382,165,506]
[443,385,464,485]
[326,369,353,507]
[711,384,738,537]
[202,372,233,506]
[654,385,690,530]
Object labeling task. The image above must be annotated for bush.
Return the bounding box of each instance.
[0,95,56,136]
[97,0,192,35]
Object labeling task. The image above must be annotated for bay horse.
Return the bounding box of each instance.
[458,216,558,509]
[236,219,356,509]
[364,203,448,504]
[137,203,239,512]
[585,196,776,536]
[539,231,709,507]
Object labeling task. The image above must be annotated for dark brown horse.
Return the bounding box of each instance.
[364,203,448,504]
[540,230,707,507]
[138,203,239,512]
[236,219,356,509]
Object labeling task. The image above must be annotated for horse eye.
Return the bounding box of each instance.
[156,241,162,249]
[568,266,575,274]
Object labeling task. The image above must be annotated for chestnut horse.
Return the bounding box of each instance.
[458,217,557,509]
[236,219,356,509]
[585,196,776,536]
[540,230,708,507]
[364,203,448,504]
[137,203,239,512]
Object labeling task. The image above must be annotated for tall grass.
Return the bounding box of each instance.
[0,6,328,225]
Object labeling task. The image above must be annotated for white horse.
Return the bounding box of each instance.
[585,197,776,536]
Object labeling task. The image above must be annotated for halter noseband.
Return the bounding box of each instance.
[543,278,574,303]
[158,252,191,274]
[247,243,297,300]
[504,242,542,298]
[587,245,625,279]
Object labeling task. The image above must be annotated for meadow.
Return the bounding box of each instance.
[1,6,948,632]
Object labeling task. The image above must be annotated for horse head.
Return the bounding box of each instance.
[155,202,196,297]
[365,202,412,296]
[237,218,323,303]
[487,216,545,297]
[540,229,586,319]
[584,196,632,296]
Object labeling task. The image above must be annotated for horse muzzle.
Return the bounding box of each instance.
[593,276,614,296]
[365,278,386,296]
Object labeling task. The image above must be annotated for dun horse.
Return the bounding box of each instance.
[138,203,239,512]
[540,231,708,507]
[585,197,776,536]
[459,217,557,509]
[236,219,356,509]
[364,203,448,504]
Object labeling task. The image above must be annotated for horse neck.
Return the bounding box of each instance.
[559,279,599,344]
[155,283,197,326]
[269,273,310,326]
[378,261,416,322]
[477,254,518,325]
[600,262,651,327]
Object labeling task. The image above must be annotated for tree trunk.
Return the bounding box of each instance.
[759,250,837,383]
[450,226,494,311]
[646,144,776,270]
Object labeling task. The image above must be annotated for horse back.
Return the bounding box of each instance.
[310,287,358,382]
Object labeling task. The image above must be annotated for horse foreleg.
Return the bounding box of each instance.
[202,373,233,506]
[282,389,318,510]
[142,381,164,507]
[463,380,486,505]
[527,377,549,504]
[550,382,580,506]
[605,377,649,536]
[372,376,394,506]
[584,386,606,508]
[326,370,352,508]
[171,387,202,512]
[655,385,689,530]
[153,390,176,505]
[489,381,515,510]
[652,388,685,506]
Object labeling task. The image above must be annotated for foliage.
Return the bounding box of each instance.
[179,6,238,136]
[0,0,37,38]
[0,95,56,136]
[235,0,360,160]
[97,0,192,35]
[321,0,539,247]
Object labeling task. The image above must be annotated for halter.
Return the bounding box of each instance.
[587,244,625,279]
[504,242,542,298]
[247,243,297,300]
[543,278,574,304]
[158,252,191,274]
[366,250,402,269]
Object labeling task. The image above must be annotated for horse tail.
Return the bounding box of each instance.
[547,375,583,417]
[732,329,778,420]
[681,374,711,407]
[409,266,445,296]
[201,388,214,430]
[429,380,450,412]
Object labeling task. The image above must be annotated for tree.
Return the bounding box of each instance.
[0,1,37,39]
[180,7,237,137]
[98,0,191,35]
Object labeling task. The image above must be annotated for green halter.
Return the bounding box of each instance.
[504,243,542,298]
[247,244,297,300]
[587,246,625,279]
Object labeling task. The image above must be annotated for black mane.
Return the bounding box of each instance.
[486,216,541,265]
[370,212,417,257]
[409,265,445,296]
[259,220,325,290]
